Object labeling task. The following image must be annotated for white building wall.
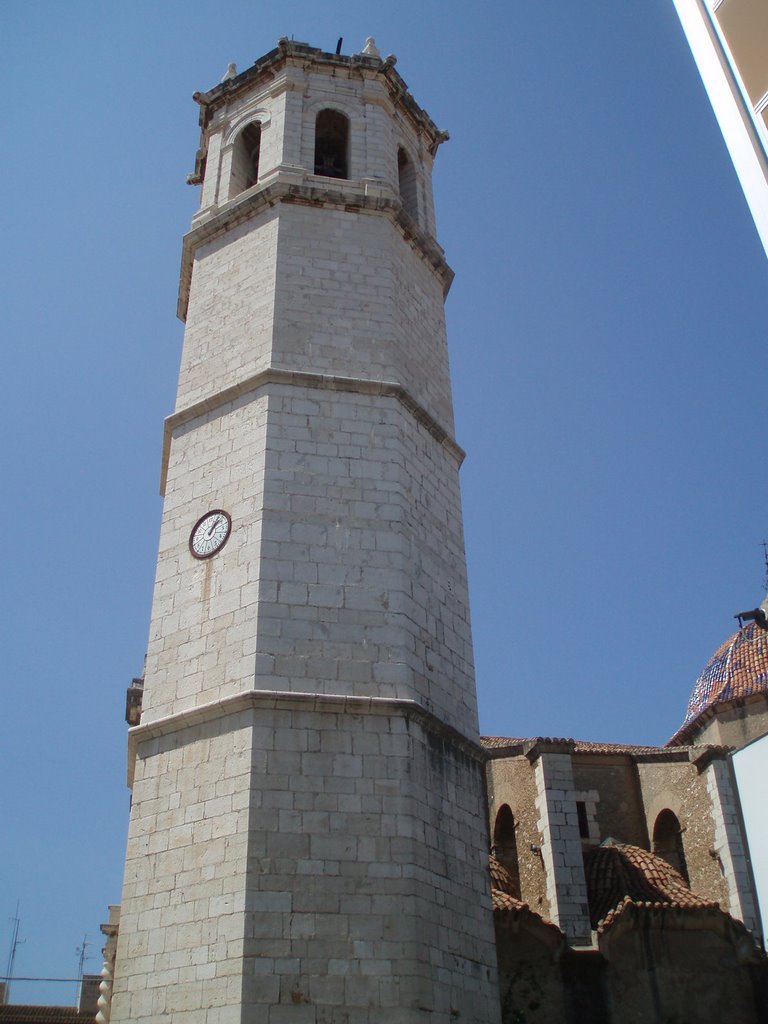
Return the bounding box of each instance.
[672,0,768,256]
[733,735,768,939]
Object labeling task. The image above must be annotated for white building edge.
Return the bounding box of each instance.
[672,0,768,257]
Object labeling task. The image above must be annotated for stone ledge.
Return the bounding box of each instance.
[127,688,487,788]
[177,176,454,321]
[160,366,465,495]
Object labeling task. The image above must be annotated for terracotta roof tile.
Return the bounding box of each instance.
[489,854,519,896]
[488,855,561,930]
[491,889,530,913]
[481,736,684,756]
[584,841,718,930]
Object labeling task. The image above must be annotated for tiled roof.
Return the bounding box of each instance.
[491,889,529,913]
[481,736,683,756]
[0,1009,92,1023]
[489,855,560,929]
[489,854,518,896]
[594,896,757,941]
[584,841,718,931]
[672,620,768,741]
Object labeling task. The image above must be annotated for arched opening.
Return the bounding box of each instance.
[652,809,689,883]
[397,146,418,222]
[229,121,262,198]
[314,109,349,179]
[493,804,521,899]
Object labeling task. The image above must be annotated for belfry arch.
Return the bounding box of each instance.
[397,146,419,221]
[228,120,262,198]
[314,108,349,178]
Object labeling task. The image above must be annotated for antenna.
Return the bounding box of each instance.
[4,904,24,1004]
[75,935,91,1006]
[762,540,768,593]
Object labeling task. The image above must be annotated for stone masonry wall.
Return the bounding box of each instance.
[178,210,279,411]
[111,710,254,1023]
[254,382,474,733]
[571,759,648,850]
[142,394,269,723]
[533,753,591,944]
[115,42,500,1023]
[635,760,729,907]
[486,756,551,920]
[272,203,454,432]
[150,383,476,735]
[113,701,499,1024]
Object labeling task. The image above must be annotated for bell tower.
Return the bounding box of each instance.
[110,39,500,1024]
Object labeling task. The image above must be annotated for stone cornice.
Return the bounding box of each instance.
[689,744,735,772]
[127,689,487,788]
[177,176,453,321]
[160,367,464,495]
[192,40,448,156]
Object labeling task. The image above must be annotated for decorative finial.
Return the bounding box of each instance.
[362,37,380,58]
[221,62,237,83]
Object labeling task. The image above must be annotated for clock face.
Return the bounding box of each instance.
[189,509,232,559]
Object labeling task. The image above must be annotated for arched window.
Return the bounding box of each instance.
[397,146,418,222]
[652,809,689,883]
[229,121,262,199]
[314,109,349,179]
[492,804,521,899]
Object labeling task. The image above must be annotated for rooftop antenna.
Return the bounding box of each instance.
[762,540,768,593]
[75,934,92,1006]
[4,903,24,1004]
[335,37,343,55]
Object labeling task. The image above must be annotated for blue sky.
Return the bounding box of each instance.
[2,0,766,1005]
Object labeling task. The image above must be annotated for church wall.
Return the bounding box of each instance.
[149,377,475,734]
[177,210,280,411]
[272,202,454,433]
[486,756,551,921]
[532,753,591,943]
[493,913,568,1024]
[635,760,729,906]
[115,701,499,1024]
[571,758,648,849]
[240,704,498,1023]
[248,383,476,735]
[598,910,761,1024]
[117,701,498,1023]
[112,713,255,1024]
[690,694,768,748]
[389,218,453,430]
[142,396,269,723]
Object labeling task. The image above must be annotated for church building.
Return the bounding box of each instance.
[83,38,768,1024]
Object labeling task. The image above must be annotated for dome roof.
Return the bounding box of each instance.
[678,617,768,735]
